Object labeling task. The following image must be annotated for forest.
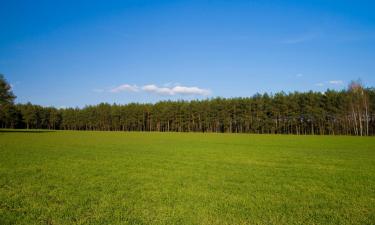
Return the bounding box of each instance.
[1,75,374,135]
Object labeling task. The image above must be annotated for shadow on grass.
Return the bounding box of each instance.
[0,129,55,133]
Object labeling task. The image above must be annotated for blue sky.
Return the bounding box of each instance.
[1,0,374,107]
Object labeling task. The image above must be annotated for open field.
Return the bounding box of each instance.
[0,130,374,224]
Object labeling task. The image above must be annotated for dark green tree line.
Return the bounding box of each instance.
[0,75,374,135]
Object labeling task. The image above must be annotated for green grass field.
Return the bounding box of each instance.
[0,130,374,224]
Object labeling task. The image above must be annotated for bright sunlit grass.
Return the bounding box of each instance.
[0,130,374,224]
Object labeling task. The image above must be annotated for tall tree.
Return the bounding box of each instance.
[0,75,17,128]
[348,80,369,136]
[0,74,15,105]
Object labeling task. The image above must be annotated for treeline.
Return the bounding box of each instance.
[1,76,374,135]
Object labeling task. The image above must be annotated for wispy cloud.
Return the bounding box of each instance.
[110,84,139,93]
[283,30,374,45]
[296,73,303,78]
[281,32,321,44]
[282,35,315,44]
[315,80,344,87]
[163,82,181,87]
[142,84,210,96]
[328,80,344,85]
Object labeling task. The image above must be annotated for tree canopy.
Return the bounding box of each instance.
[0,75,18,128]
[0,75,15,105]
[0,75,374,135]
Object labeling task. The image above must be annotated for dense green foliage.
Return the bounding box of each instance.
[0,75,17,128]
[0,131,374,224]
[2,91,375,135]
[0,75,15,105]
[1,75,374,135]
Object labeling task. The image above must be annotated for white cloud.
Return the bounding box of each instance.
[142,84,210,96]
[315,83,325,87]
[328,80,344,85]
[110,84,139,93]
[108,83,211,96]
[142,84,173,95]
[172,85,211,95]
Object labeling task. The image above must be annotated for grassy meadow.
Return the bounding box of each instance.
[0,130,374,224]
